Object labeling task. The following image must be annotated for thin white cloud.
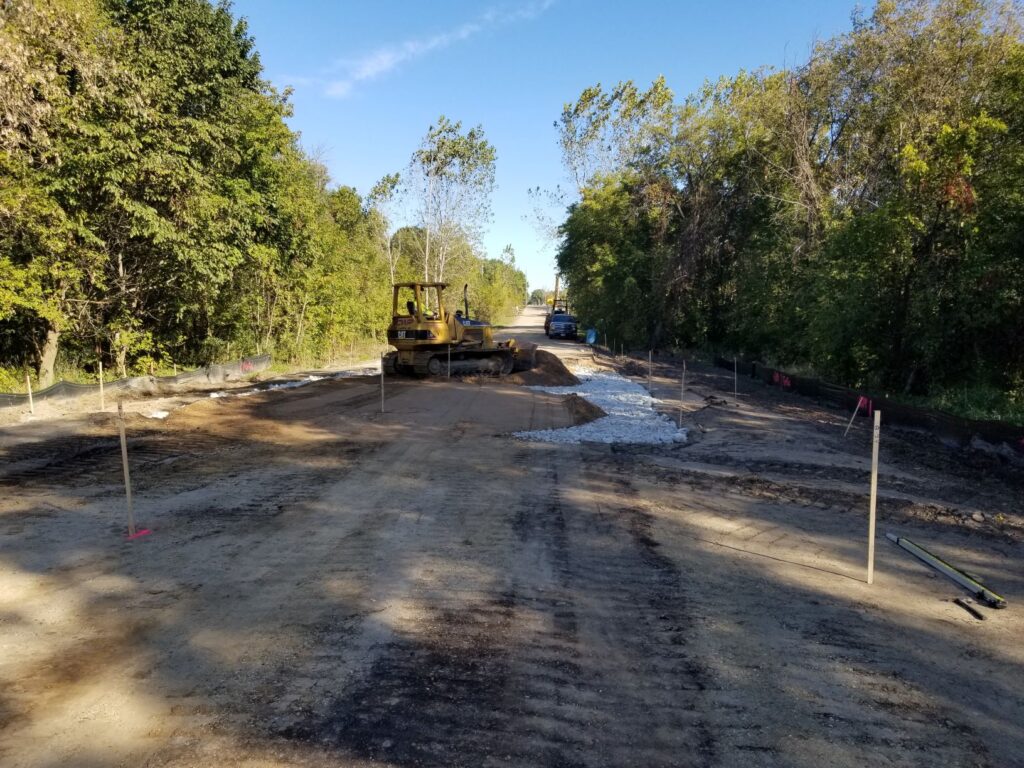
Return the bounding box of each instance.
[325,1,554,98]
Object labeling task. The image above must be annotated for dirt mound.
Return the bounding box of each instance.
[564,393,606,425]
[506,350,580,387]
[621,359,647,376]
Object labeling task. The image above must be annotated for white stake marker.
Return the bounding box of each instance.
[867,410,881,585]
[99,360,105,412]
[25,373,33,415]
[380,353,385,413]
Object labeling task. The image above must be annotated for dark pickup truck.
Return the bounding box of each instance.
[547,314,578,340]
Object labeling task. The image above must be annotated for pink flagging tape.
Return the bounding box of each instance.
[125,529,152,541]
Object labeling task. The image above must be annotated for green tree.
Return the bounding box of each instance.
[554,0,1024,417]
[0,0,398,384]
[409,116,496,285]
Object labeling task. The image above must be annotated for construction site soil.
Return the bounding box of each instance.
[505,348,581,387]
[1,307,1022,767]
[561,392,607,426]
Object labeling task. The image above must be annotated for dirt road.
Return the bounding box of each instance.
[1,307,1022,767]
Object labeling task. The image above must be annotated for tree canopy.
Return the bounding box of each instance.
[555,0,1024,420]
[0,0,525,388]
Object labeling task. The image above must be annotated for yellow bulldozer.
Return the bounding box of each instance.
[383,282,536,376]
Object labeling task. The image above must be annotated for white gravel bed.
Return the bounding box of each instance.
[515,367,687,445]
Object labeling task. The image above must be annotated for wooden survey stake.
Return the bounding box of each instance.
[117,401,136,537]
[867,409,881,584]
[679,361,686,428]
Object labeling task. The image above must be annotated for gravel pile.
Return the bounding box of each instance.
[515,367,687,445]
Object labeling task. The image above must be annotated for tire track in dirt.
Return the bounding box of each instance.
[635,456,1022,544]
[588,448,998,766]
[0,377,388,495]
[270,442,717,767]
[151,383,502,763]
[0,431,242,490]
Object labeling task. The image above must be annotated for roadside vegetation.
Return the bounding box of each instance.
[554,0,1024,422]
[0,0,526,392]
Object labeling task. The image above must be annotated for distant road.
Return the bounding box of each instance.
[503,305,593,368]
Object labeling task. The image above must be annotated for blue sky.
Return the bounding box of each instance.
[233,0,862,290]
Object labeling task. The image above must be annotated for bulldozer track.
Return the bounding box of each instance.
[0,432,241,489]
[270,447,717,767]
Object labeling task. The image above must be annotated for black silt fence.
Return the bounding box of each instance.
[0,355,271,410]
[714,356,1024,454]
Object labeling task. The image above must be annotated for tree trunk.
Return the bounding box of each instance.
[386,240,396,286]
[424,225,431,283]
[424,172,434,283]
[295,297,308,354]
[38,323,60,389]
[265,294,277,352]
[114,331,128,378]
